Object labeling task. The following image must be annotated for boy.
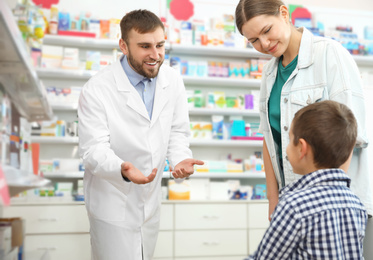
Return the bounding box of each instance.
[248,100,367,259]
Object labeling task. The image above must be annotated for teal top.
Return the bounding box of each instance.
[268,55,298,182]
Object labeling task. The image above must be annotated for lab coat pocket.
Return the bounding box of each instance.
[88,177,128,221]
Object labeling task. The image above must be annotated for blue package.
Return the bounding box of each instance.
[164,159,170,172]
[253,184,267,200]
[58,12,70,31]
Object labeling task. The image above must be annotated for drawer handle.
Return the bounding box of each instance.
[202,215,220,220]
[202,242,220,246]
[38,217,58,222]
[37,247,57,251]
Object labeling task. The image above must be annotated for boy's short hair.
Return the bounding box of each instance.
[120,9,164,44]
[292,100,357,168]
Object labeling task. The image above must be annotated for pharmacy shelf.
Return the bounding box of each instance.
[36,68,262,88]
[42,34,267,59]
[51,105,259,115]
[190,171,265,179]
[190,139,263,147]
[182,75,261,88]
[50,103,78,111]
[189,107,259,116]
[44,171,173,179]
[30,137,263,146]
[9,197,85,205]
[2,165,51,197]
[31,136,79,144]
[37,68,95,80]
[170,44,270,59]
[40,169,265,179]
[0,1,53,121]
[50,104,260,116]
[43,34,172,50]
[42,35,373,66]
[165,171,265,179]
[353,55,373,66]
[43,171,84,178]
[42,169,265,180]
[9,198,268,205]
[43,34,119,49]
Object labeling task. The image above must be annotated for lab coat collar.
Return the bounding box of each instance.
[112,56,170,123]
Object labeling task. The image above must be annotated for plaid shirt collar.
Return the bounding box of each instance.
[280,168,351,197]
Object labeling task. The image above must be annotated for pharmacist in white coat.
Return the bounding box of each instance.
[78,10,203,260]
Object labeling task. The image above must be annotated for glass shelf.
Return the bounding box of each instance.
[3,165,51,197]
[0,1,53,121]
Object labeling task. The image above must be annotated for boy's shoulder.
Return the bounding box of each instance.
[279,183,366,218]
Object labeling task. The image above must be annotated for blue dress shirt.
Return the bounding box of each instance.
[121,55,156,119]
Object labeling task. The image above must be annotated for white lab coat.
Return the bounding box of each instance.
[78,56,192,260]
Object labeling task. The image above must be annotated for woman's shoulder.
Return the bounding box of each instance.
[312,35,348,54]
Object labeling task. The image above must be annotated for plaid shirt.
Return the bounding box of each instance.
[248,168,367,260]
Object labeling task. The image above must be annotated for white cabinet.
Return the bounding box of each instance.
[4,200,268,260]
[173,202,247,259]
[247,203,270,254]
[154,231,173,259]
[154,204,174,259]
[25,234,91,260]
[174,230,247,257]
[174,203,247,230]
[3,202,90,260]
[3,204,89,233]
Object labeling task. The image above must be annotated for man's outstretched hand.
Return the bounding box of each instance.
[121,162,157,184]
[172,158,204,179]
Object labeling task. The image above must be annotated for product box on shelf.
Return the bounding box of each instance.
[19,118,32,172]
[41,45,63,68]
[9,104,20,169]
[61,48,79,70]
[54,182,73,198]
[168,180,190,200]
[189,178,210,200]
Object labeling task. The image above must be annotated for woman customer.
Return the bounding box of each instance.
[235,0,372,255]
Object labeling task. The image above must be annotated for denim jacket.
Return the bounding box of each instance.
[259,27,373,214]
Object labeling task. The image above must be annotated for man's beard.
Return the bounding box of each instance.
[127,51,163,78]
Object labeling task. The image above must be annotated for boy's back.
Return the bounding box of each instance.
[248,101,367,260]
[251,168,366,259]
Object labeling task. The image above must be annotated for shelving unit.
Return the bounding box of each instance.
[42,170,265,179]
[33,35,268,189]
[189,107,259,116]
[50,103,79,111]
[3,165,51,197]
[189,139,263,147]
[0,1,52,122]
[31,136,79,144]
[36,67,262,88]
[0,0,51,197]
[31,135,263,147]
